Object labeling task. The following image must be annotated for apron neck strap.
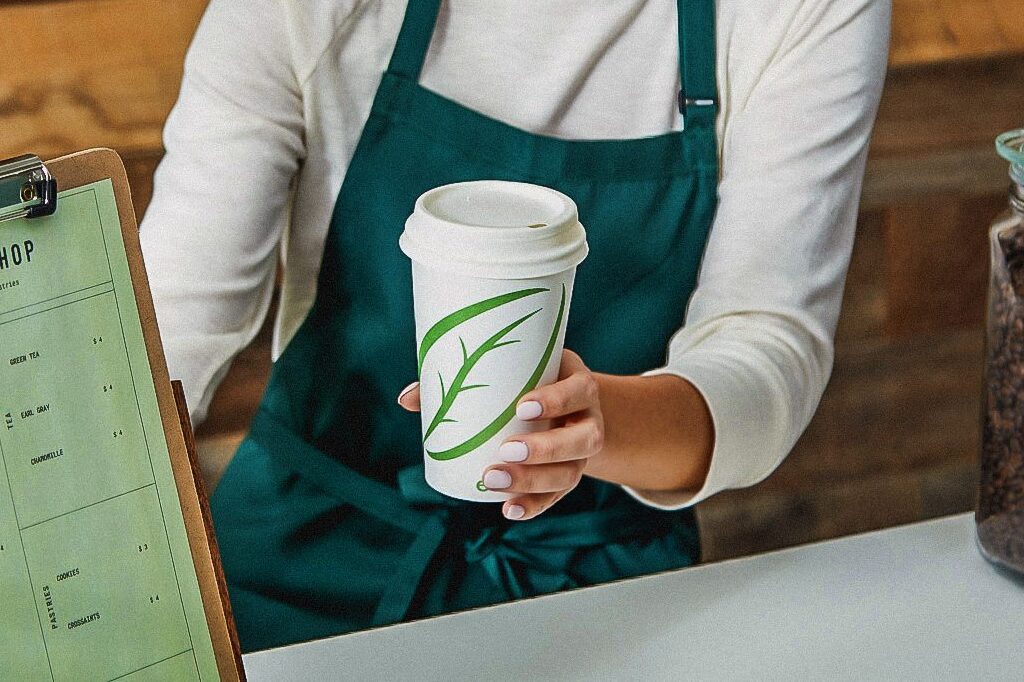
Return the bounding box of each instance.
[678,0,719,128]
[388,0,719,129]
[387,0,444,81]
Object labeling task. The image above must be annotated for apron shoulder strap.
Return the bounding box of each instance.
[388,0,444,82]
[678,0,719,129]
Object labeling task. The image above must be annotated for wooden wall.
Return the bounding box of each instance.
[1,0,208,215]
[3,0,1024,561]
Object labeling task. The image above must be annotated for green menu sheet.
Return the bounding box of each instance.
[0,180,221,681]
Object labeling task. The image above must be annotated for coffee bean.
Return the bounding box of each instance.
[979,223,1024,574]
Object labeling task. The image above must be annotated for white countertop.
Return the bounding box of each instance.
[242,513,1024,681]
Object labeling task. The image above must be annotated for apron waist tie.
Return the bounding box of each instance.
[250,407,675,626]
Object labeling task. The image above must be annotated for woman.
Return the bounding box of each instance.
[140,0,890,652]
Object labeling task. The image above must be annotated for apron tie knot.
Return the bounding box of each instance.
[463,525,502,563]
[252,416,693,631]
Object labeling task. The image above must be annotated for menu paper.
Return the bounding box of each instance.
[0,180,220,680]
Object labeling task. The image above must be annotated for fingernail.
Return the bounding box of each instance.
[516,400,543,420]
[483,469,512,489]
[505,504,526,520]
[397,381,419,404]
[499,441,529,462]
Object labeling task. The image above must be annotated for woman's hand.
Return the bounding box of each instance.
[398,349,603,521]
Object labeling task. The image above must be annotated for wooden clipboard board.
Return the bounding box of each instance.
[1,148,245,681]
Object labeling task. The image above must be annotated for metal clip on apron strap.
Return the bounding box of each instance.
[0,155,58,224]
[677,0,719,128]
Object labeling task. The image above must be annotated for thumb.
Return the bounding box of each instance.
[397,381,421,412]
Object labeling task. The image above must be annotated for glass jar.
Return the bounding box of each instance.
[977,129,1024,574]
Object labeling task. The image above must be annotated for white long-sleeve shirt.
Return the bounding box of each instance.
[139,0,890,510]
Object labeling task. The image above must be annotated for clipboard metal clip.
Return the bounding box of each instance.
[0,155,57,225]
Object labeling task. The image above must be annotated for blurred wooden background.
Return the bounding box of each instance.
[2,0,1023,561]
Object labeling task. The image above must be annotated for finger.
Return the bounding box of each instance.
[557,348,588,380]
[502,490,570,521]
[498,416,604,464]
[397,382,421,412]
[483,460,585,495]
[517,370,599,421]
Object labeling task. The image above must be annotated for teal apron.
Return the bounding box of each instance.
[209,0,719,653]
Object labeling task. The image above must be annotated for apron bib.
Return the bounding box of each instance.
[210,0,719,652]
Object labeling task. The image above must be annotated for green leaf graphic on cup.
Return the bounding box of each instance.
[424,308,540,441]
[419,284,567,461]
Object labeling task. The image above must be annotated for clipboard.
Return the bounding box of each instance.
[0,149,244,681]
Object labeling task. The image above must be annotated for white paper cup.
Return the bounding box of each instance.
[400,181,588,501]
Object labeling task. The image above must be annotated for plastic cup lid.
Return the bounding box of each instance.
[399,181,588,279]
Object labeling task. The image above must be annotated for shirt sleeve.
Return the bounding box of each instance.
[138,0,305,427]
[623,0,891,509]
